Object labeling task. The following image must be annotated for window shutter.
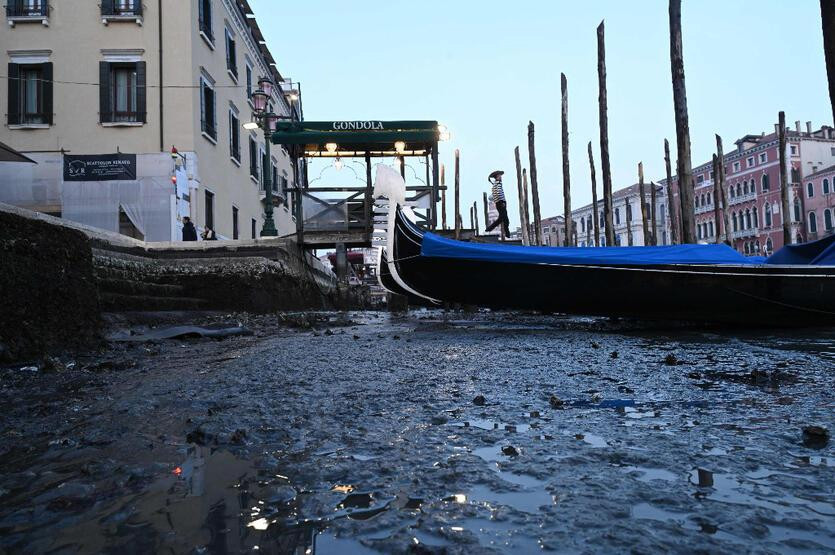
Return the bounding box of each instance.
[135,61,146,122]
[42,62,53,125]
[199,80,205,134]
[99,62,111,123]
[211,88,216,138]
[198,0,204,28]
[7,63,20,125]
[101,0,113,15]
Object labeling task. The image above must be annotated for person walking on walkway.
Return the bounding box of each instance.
[182,217,197,241]
[484,170,510,238]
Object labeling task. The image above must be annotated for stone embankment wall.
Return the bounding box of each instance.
[1,202,359,361]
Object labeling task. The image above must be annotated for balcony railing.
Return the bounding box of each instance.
[101,1,142,16]
[731,228,758,239]
[729,191,756,205]
[694,204,714,214]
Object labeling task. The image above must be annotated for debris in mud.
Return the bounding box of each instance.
[324,329,334,336]
[802,426,830,449]
[502,445,520,457]
[549,395,564,409]
[664,353,679,366]
[185,428,210,446]
[692,468,714,487]
[111,325,252,342]
[229,429,248,444]
[473,395,486,406]
[591,341,600,349]
[610,351,618,359]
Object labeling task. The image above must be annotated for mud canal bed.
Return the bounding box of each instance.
[1,311,834,554]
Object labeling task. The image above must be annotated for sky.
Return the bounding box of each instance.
[250,0,832,228]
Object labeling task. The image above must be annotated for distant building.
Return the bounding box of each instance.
[0,0,301,241]
[802,164,835,240]
[663,123,835,256]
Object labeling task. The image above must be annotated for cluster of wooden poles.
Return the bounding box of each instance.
[436,0,835,249]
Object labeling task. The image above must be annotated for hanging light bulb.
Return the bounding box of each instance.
[394,140,406,154]
[325,143,338,154]
[334,157,343,171]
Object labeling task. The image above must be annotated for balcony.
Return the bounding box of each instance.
[6,2,49,26]
[102,1,143,25]
[694,204,714,215]
[731,228,758,240]
[729,191,756,206]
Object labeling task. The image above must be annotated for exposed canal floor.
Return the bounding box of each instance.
[1,311,834,554]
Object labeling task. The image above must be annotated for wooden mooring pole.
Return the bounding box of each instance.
[473,201,480,236]
[588,142,600,246]
[561,73,573,246]
[650,181,658,245]
[514,146,530,245]
[626,197,633,246]
[528,121,543,245]
[440,163,447,230]
[454,149,461,240]
[664,139,680,245]
[597,21,615,246]
[639,162,649,245]
[715,135,731,245]
[778,111,792,246]
[712,154,722,244]
[669,0,696,243]
[822,0,835,125]
[482,192,489,233]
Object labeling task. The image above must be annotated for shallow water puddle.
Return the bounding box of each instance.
[470,443,553,513]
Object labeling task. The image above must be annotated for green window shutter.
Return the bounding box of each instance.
[99,62,111,123]
[7,63,20,125]
[42,62,53,125]
[101,0,113,15]
[135,61,147,122]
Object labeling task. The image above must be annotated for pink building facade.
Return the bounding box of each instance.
[664,123,835,257]
[803,165,835,239]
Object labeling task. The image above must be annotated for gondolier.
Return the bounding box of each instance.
[484,170,510,237]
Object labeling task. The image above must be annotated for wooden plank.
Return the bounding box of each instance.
[561,73,573,247]
[669,0,696,243]
[588,141,600,246]
[528,121,543,245]
[778,111,792,246]
[597,21,615,246]
[638,162,649,245]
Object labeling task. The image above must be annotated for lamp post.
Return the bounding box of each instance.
[249,76,283,237]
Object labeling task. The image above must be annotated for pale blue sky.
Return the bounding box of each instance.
[251,0,831,226]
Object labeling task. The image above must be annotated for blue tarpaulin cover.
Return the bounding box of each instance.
[765,233,835,265]
[421,232,758,266]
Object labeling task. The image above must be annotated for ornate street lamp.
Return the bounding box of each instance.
[246,78,281,237]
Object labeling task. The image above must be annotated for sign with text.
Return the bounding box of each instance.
[63,153,137,181]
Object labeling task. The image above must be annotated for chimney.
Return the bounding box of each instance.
[795,121,801,133]
[774,123,780,135]
[806,121,812,134]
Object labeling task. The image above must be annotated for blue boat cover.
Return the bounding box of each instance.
[421,232,757,266]
[765,233,835,265]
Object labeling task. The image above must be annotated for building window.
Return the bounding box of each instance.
[807,181,815,198]
[232,206,239,240]
[6,0,48,17]
[249,136,259,180]
[766,237,773,253]
[733,161,741,173]
[205,190,215,231]
[225,28,237,80]
[743,181,749,195]
[271,162,278,193]
[736,183,741,197]
[102,0,142,16]
[761,174,770,192]
[708,221,714,237]
[251,218,256,239]
[614,207,620,225]
[200,76,217,140]
[99,61,146,124]
[8,62,53,126]
[229,108,240,162]
[747,157,754,168]
[745,209,751,229]
[732,212,738,232]
[245,64,253,101]
[753,207,758,228]
[809,211,818,234]
[697,174,704,184]
[759,153,767,163]
[825,209,833,232]
[824,179,831,195]
[764,203,772,227]
[729,186,735,199]
[793,198,801,223]
[790,145,798,156]
[198,0,213,44]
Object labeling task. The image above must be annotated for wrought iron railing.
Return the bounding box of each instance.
[101,1,142,16]
[6,2,48,17]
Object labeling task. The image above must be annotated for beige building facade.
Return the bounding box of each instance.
[1,0,298,240]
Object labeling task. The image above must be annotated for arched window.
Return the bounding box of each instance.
[809,212,818,234]
[755,240,760,253]
[766,237,773,253]
[614,208,620,225]
[708,221,714,237]
[736,183,741,197]
[729,186,735,199]
[794,198,801,222]
[743,181,749,195]
[807,182,815,198]
[764,203,772,227]
[697,224,703,240]
[824,179,831,195]
[825,209,833,231]
[581,218,586,233]
[761,174,770,191]
[600,212,605,228]
[753,207,758,228]
[744,242,750,255]
[732,212,739,232]
[707,193,712,205]
[745,209,751,229]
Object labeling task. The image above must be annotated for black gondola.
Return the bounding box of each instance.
[382,205,835,327]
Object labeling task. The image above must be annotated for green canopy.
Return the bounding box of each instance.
[270,120,439,156]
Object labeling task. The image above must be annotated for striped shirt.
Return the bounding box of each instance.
[490,181,506,203]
